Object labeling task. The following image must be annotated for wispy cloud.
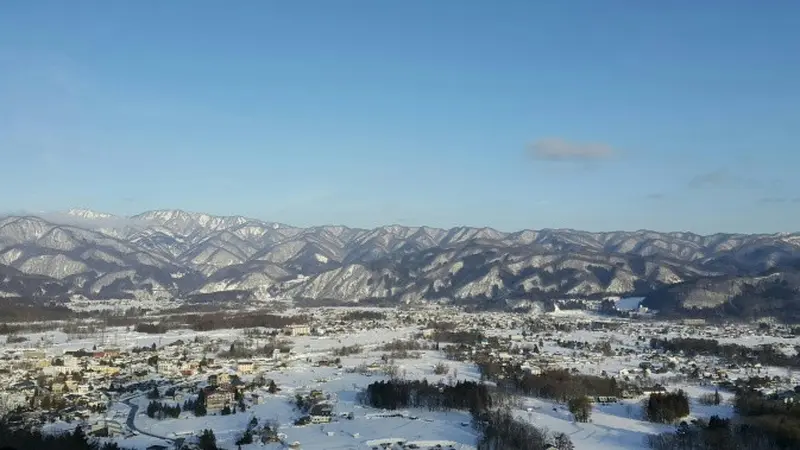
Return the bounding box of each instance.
[645,193,665,200]
[688,170,761,189]
[528,138,617,161]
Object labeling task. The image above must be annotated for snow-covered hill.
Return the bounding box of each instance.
[1,209,799,309]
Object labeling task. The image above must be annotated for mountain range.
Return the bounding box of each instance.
[1,209,799,314]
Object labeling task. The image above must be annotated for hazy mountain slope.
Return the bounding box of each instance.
[1,209,799,311]
[642,268,800,320]
[0,263,72,299]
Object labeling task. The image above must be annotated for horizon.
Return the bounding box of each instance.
[2,2,800,234]
[2,206,797,236]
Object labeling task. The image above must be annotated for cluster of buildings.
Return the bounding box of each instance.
[0,305,798,447]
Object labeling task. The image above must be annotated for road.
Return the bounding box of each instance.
[123,398,175,444]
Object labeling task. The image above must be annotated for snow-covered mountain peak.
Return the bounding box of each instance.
[2,207,800,308]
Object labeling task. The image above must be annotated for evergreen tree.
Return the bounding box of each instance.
[199,429,217,450]
[194,389,207,417]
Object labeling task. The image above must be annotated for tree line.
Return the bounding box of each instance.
[123,311,310,334]
[134,323,168,334]
[362,380,493,412]
[477,361,625,402]
[0,423,125,450]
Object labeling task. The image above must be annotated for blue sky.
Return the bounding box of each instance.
[1,1,799,233]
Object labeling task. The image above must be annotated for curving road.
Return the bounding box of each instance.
[123,398,175,444]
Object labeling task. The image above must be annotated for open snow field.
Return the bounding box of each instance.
[115,345,735,450]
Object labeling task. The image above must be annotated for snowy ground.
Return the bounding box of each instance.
[11,310,792,450]
[115,347,736,450]
[121,349,481,450]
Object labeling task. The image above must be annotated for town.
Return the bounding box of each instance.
[2,305,799,450]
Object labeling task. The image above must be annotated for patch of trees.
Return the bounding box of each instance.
[650,337,800,369]
[186,311,308,331]
[442,344,473,361]
[426,320,457,330]
[733,389,800,448]
[130,345,157,354]
[332,344,363,357]
[134,322,168,334]
[431,329,484,345]
[183,390,207,416]
[198,428,218,450]
[649,415,797,450]
[0,299,74,325]
[382,339,434,352]
[644,390,690,423]
[147,386,160,399]
[235,417,260,445]
[699,390,723,406]
[473,409,574,450]
[433,362,450,375]
[146,400,181,419]
[340,310,386,321]
[362,380,493,412]
[0,423,124,450]
[568,396,592,423]
[5,334,28,344]
[477,361,625,402]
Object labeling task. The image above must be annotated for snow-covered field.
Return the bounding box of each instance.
[110,346,737,450]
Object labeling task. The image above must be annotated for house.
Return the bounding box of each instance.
[642,385,667,396]
[216,372,231,385]
[309,402,333,423]
[205,388,234,412]
[237,361,254,374]
[285,324,311,336]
